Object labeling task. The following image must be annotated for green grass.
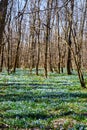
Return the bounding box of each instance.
[0,69,87,129]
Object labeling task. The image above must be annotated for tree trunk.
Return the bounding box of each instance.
[0,45,4,72]
[67,0,74,75]
[13,0,28,73]
[0,0,8,53]
[44,0,52,77]
[0,0,8,71]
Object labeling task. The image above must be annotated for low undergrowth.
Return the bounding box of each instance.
[0,69,87,129]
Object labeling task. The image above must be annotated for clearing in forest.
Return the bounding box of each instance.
[0,69,87,129]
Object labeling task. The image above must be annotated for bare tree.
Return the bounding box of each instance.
[13,0,28,73]
[66,0,74,75]
[36,0,41,75]
[71,0,87,88]
[44,0,53,77]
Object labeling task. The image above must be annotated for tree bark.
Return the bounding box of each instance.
[0,0,8,71]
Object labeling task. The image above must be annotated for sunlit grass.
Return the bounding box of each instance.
[0,69,87,129]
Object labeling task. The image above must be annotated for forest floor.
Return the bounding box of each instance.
[0,69,87,130]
